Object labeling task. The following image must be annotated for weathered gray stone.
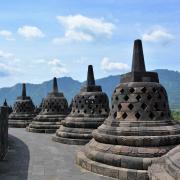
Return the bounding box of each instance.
[27,77,68,133]
[53,65,109,144]
[148,144,180,180]
[0,106,8,160]
[8,83,36,128]
[0,128,114,180]
[76,39,180,179]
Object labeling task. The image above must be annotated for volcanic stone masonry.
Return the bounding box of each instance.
[34,98,44,114]
[27,77,68,133]
[148,144,180,180]
[8,83,36,128]
[0,105,9,160]
[3,99,13,114]
[52,65,110,145]
[76,39,180,180]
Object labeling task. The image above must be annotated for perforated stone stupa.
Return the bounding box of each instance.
[148,144,180,180]
[52,65,109,145]
[8,83,35,128]
[27,77,68,133]
[34,98,44,114]
[3,99,13,114]
[76,40,180,179]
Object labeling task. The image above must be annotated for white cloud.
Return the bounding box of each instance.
[35,59,46,64]
[0,49,22,77]
[53,14,115,44]
[142,27,174,44]
[48,58,68,76]
[0,30,15,41]
[0,50,14,59]
[73,57,87,64]
[101,57,130,72]
[17,25,45,39]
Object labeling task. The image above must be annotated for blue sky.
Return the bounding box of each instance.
[0,0,179,87]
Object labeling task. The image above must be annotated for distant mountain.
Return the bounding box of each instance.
[0,69,179,109]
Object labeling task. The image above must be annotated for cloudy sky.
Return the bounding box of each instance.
[0,0,179,87]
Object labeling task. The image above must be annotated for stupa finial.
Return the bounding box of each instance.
[87,65,95,86]
[3,99,7,106]
[53,77,58,93]
[131,39,146,72]
[22,83,26,97]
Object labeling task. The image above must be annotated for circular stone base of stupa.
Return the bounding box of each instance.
[27,114,66,134]
[52,135,89,145]
[26,127,58,134]
[8,120,29,128]
[76,150,149,180]
[52,116,106,145]
[8,114,34,128]
[148,145,180,180]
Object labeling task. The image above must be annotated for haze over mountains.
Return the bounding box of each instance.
[0,69,179,109]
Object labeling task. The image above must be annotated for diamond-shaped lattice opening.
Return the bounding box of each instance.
[115,96,119,101]
[99,110,102,114]
[84,110,87,113]
[141,87,147,93]
[152,87,157,93]
[114,112,117,118]
[112,105,114,109]
[122,112,128,119]
[163,103,166,108]
[120,88,124,94]
[136,95,141,101]
[128,104,134,110]
[160,112,164,117]
[77,110,80,113]
[135,112,141,119]
[154,103,159,110]
[147,94,152,100]
[124,95,129,101]
[158,94,162,100]
[129,88,135,93]
[141,103,147,110]
[118,104,122,110]
[149,112,155,119]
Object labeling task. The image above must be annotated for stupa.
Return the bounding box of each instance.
[3,99,13,114]
[52,65,109,145]
[34,99,44,114]
[27,77,68,133]
[148,144,180,180]
[8,83,35,128]
[76,40,180,179]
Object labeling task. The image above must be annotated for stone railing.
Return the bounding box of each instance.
[0,106,9,160]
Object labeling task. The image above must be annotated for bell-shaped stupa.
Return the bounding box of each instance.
[3,99,13,114]
[9,83,35,128]
[27,77,68,133]
[34,98,44,114]
[52,65,110,145]
[148,144,180,180]
[76,40,180,179]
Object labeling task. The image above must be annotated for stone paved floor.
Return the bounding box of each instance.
[0,128,114,180]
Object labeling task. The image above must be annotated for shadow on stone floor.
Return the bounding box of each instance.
[0,134,30,180]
